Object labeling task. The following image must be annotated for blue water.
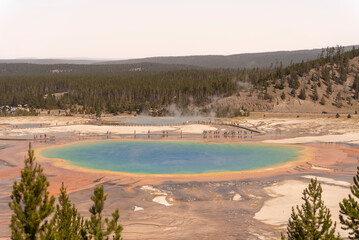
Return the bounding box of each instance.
[41,141,304,174]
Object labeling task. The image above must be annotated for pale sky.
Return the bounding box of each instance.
[1,0,358,59]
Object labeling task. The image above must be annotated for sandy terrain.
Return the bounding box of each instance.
[0,116,359,239]
[0,124,216,136]
[241,117,359,135]
[0,116,217,138]
[254,177,351,237]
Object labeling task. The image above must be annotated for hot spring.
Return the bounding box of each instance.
[40,141,305,175]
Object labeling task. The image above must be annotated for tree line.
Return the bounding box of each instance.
[9,144,123,240]
[0,62,198,76]
[0,46,358,117]
[0,70,238,116]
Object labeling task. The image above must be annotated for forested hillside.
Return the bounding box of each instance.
[212,46,359,115]
[0,70,237,116]
[98,45,359,69]
[0,46,358,117]
[0,62,200,75]
[2,45,358,69]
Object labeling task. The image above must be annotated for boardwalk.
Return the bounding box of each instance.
[0,120,264,141]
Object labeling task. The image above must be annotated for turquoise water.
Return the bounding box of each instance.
[41,141,304,174]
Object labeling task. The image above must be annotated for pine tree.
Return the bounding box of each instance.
[51,183,87,240]
[85,185,123,240]
[320,96,326,105]
[298,88,306,100]
[8,143,55,240]
[282,178,341,239]
[313,85,319,101]
[339,166,359,239]
[352,74,359,100]
[335,92,343,108]
[327,83,333,95]
[311,73,317,82]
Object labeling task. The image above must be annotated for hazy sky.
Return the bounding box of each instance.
[1,0,358,59]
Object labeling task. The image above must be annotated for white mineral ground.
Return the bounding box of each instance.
[0,119,216,136]
[1,115,359,239]
[240,117,359,144]
[140,185,173,207]
[254,177,351,237]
